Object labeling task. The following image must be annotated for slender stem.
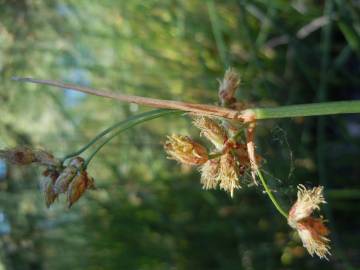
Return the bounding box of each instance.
[83,109,181,168]
[13,77,360,121]
[256,168,288,219]
[61,109,179,161]
[61,120,130,161]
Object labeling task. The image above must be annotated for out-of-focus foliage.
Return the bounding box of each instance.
[0,0,359,269]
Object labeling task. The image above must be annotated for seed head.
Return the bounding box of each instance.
[193,116,227,150]
[164,135,208,166]
[218,68,240,106]
[288,185,330,259]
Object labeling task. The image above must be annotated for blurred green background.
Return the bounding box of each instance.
[0,0,359,269]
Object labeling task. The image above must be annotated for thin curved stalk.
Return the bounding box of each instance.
[256,168,288,219]
[61,109,179,161]
[83,109,181,168]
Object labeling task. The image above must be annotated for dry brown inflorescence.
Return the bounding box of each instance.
[0,147,94,208]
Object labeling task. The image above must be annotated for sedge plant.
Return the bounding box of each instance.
[1,69,359,259]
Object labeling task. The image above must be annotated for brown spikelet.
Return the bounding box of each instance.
[67,171,94,208]
[41,169,60,208]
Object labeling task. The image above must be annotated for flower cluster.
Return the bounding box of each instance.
[288,185,331,259]
[165,116,259,197]
[0,147,95,208]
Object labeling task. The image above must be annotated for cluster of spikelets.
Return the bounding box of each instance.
[165,116,260,198]
[164,69,257,197]
[0,147,94,208]
[164,68,331,259]
[165,128,331,258]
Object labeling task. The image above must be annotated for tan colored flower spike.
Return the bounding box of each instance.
[288,185,331,259]
[164,135,208,166]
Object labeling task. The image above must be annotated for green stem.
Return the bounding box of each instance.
[61,120,130,162]
[61,109,181,162]
[83,109,181,168]
[256,168,288,219]
[250,100,360,120]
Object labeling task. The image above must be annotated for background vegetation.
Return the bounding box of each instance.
[0,0,359,269]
